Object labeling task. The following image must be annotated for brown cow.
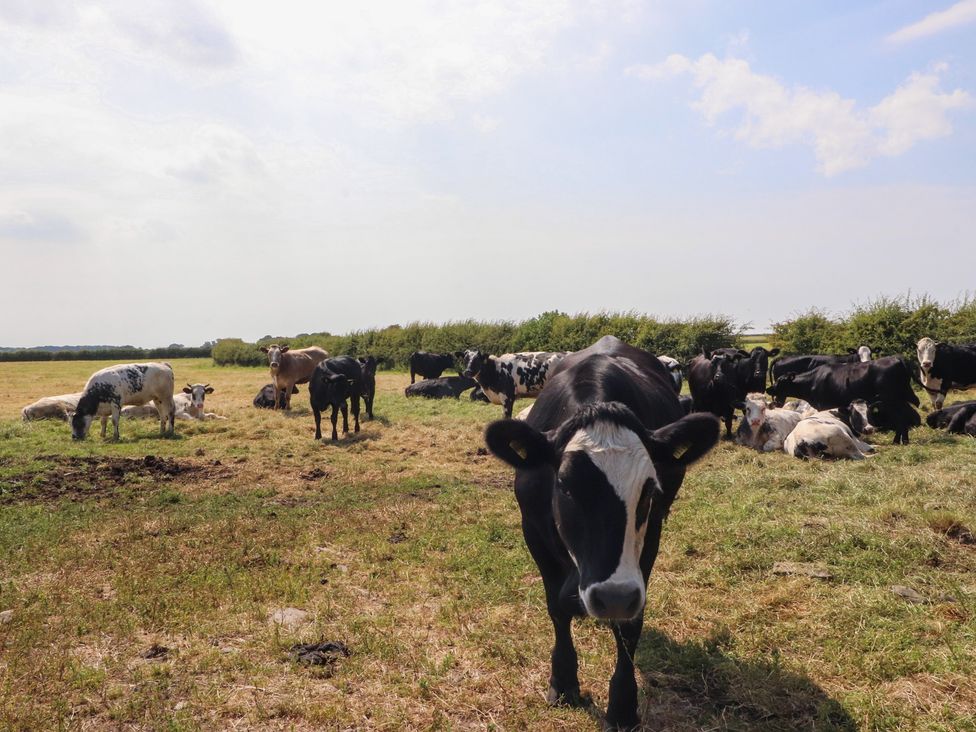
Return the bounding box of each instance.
[259,344,328,410]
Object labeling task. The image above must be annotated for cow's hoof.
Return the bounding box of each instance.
[547,683,590,708]
[603,718,640,732]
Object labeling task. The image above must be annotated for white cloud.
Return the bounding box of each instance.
[628,54,973,175]
[887,0,976,44]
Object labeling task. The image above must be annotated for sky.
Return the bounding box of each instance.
[1,0,974,347]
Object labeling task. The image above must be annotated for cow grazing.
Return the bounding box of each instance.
[657,355,683,393]
[404,375,478,399]
[769,347,872,386]
[784,412,874,460]
[767,356,920,444]
[917,337,976,410]
[926,400,976,433]
[483,336,718,730]
[461,349,567,418]
[260,344,328,410]
[253,383,298,409]
[687,350,745,436]
[358,356,377,419]
[309,356,364,441]
[409,351,461,384]
[733,393,804,452]
[22,393,82,421]
[71,363,176,440]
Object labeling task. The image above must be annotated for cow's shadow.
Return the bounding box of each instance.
[597,628,856,731]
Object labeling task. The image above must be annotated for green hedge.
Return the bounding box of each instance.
[0,346,212,362]
[213,312,740,369]
[771,295,976,358]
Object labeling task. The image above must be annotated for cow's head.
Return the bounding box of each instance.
[843,399,877,435]
[358,356,377,376]
[260,344,289,371]
[917,337,937,372]
[182,383,214,410]
[856,346,873,362]
[707,351,743,388]
[70,410,94,440]
[765,373,796,407]
[486,404,719,621]
[735,395,767,432]
[748,347,779,381]
[461,349,487,378]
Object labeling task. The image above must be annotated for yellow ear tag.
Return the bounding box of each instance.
[672,442,690,460]
[510,441,528,460]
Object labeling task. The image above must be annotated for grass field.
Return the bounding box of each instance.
[1,358,975,731]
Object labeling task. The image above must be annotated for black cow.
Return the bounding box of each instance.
[309,356,364,441]
[767,356,920,443]
[711,347,780,396]
[409,351,461,384]
[916,338,976,409]
[678,394,693,415]
[404,375,478,399]
[253,383,298,409]
[687,350,746,436]
[769,346,873,386]
[358,356,377,419]
[484,336,719,730]
[926,400,976,433]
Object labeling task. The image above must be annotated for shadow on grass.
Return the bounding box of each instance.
[633,628,855,731]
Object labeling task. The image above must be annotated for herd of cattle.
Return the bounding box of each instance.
[12,335,976,730]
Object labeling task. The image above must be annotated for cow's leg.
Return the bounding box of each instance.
[111,406,121,441]
[410,369,416,385]
[340,403,349,435]
[503,394,514,419]
[272,378,280,411]
[313,406,322,440]
[100,415,109,439]
[605,616,643,731]
[330,405,339,441]
[283,381,293,411]
[351,395,360,433]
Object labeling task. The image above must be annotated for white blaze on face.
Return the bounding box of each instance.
[563,421,655,618]
[267,347,282,369]
[857,346,872,362]
[917,338,937,371]
[743,398,766,430]
[190,385,207,410]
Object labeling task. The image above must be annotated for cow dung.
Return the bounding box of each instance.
[289,640,350,667]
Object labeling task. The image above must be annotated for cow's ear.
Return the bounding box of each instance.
[647,414,720,467]
[768,348,780,357]
[205,387,214,394]
[702,349,712,359]
[847,348,857,354]
[732,400,745,410]
[485,419,556,470]
[182,386,192,394]
[259,347,269,353]
[280,345,290,353]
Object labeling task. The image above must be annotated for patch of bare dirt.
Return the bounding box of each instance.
[0,454,234,504]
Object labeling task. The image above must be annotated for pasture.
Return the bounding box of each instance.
[1,358,974,731]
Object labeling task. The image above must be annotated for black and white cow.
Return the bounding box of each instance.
[404,375,478,399]
[687,350,746,437]
[840,399,921,438]
[484,336,719,730]
[461,349,567,418]
[71,363,176,440]
[783,412,874,460]
[917,337,976,410]
[309,356,364,441]
[769,347,872,386]
[409,351,462,384]
[766,356,919,444]
[175,383,225,420]
[657,355,683,393]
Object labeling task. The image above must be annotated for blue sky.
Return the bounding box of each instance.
[1,0,974,347]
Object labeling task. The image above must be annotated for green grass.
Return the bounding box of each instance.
[0,359,974,730]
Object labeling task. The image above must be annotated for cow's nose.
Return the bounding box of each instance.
[587,583,643,620]
[922,361,932,369]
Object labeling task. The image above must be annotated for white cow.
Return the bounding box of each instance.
[734,393,804,452]
[122,383,226,420]
[71,363,176,440]
[917,337,944,409]
[783,412,874,460]
[781,399,817,418]
[22,393,83,421]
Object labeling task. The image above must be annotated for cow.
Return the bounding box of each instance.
[404,375,478,399]
[733,393,804,452]
[470,386,490,403]
[769,347,872,386]
[781,398,817,417]
[678,394,693,415]
[917,337,976,410]
[840,399,920,439]
[409,351,461,384]
[766,356,920,444]
[21,393,82,421]
[259,344,328,410]
[175,383,225,420]
[253,383,298,409]
[358,356,377,419]
[71,363,176,440]
[309,356,364,441]
[713,346,780,396]
[483,335,719,730]
[461,349,568,418]
[926,400,976,433]
[687,350,746,437]
[657,355,683,393]
[783,412,874,460]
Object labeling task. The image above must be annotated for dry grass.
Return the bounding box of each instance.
[0,359,975,731]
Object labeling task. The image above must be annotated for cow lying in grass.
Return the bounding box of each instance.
[121,384,226,420]
[734,394,804,452]
[22,393,83,421]
[784,412,874,460]
[404,375,478,399]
